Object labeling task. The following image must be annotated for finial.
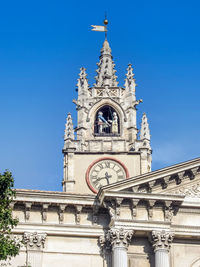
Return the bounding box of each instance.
[104,13,108,40]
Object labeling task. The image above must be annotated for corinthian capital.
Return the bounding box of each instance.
[151,230,174,252]
[23,232,47,249]
[106,228,134,249]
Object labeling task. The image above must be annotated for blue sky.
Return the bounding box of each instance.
[0,0,200,191]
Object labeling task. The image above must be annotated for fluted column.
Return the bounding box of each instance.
[106,228,134,267]
[23,232,47,267]
[151,230,174,267]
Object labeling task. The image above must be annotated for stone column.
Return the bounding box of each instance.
[106,228,134,267]
[23,232,47,267]
[151,230,174,267]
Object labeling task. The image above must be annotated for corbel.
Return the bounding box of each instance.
[75,205,83,224]
[10,201,16,209]
[103,200,116,221]
[92,204,99,225]
[25,202,32,221]
[148,181,155,192]
[131,185,139,193]
[164,201,173,222]
[147,200,156,221]
[176,171,185,184]
[115,197,123,218]
[161,175,171,189]
[130,199,139,219]
[190,167,199,179]
[58,204,66,224]
[42,204,49,222]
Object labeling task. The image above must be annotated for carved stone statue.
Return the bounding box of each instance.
[109,112,118,134]
[97,111,110,133]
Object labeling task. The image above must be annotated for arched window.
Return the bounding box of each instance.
[94,105,120,136]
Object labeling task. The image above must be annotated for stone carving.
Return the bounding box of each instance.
[58,205,66,224]
[64,113,74,141]
[108,112,118,134]
[25,203,32,221]
[23,232,47,249]
[75,205,82,224]
[106,228,134,249]
[171,183,200,198]
[151,230,174,252]
[95,40,118,87]
[42,204,49,222]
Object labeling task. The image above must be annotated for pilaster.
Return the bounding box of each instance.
[23,232,47,267]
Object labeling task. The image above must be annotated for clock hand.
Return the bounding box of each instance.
[105,172,112,185]
[96,172,112,184]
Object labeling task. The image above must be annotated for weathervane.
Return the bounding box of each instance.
[91,14,108,40]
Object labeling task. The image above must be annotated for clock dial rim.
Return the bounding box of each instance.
[85,157,129,193]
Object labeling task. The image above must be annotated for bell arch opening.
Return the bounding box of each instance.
[94,105,120,136]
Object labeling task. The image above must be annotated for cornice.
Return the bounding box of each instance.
[98,190,185,205]
[98,157,200,193]
[15,189,96,206]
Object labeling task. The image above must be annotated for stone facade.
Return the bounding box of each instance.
[7,39,200,267]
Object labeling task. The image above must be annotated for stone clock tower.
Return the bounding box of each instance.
[62,39,152,194]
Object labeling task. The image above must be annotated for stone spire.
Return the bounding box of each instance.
[64,113,74,141]
[124,64,136,98]
[140,113,150,140]
[77,67,89,95]
[95,40,118,87]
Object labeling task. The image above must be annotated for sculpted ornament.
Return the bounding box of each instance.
[172,183,200,198]
[151,230,174,252]
[23,232,47,249]
[106,228,134,249]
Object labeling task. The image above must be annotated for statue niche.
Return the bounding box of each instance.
[94,106,120,136]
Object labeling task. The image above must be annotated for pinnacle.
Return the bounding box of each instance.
[64,113,74,141]
[140,113,150,140]
[101,40,111,55]
[95,40,118,87]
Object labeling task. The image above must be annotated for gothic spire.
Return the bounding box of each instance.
[95,40,118,87]
[64,113,74,141]
[77,67,89,93]
[124,64,136,95]
[140,113,150,140]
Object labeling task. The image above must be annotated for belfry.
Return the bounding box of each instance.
[9,27,200,267]
[63,39,152,194]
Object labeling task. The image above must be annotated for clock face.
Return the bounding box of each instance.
[86,158,129,193]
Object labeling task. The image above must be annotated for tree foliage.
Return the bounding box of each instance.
[0,171,20,261]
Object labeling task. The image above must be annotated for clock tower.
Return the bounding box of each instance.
[62,39,152,194]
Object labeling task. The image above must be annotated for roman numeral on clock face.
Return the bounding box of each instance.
[105,162,110,168]
[97,163,104,169]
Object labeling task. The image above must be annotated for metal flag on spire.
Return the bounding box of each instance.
[91,15,108,39]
